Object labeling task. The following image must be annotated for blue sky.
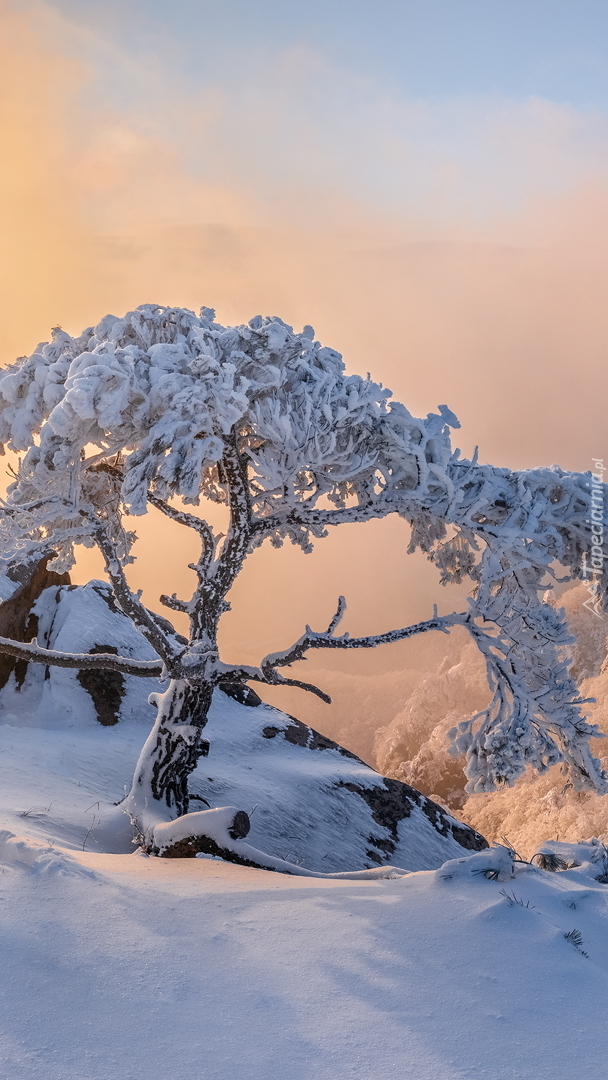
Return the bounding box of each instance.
[24,0,606,233]
[53,0,608,108]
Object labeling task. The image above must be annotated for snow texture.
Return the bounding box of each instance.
[186,694,486,872]
[1,734,608,1080]
[1,580,607,1077]
[152,806,411,879]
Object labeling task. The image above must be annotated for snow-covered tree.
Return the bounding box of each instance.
[0,304,605,851]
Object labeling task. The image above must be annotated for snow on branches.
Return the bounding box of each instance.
[0,303,605,799]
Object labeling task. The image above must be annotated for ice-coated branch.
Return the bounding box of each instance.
[216,663,333,703]
[150,491,217,623]
[147,492,215,551]
[260,606,465,678]
[266,675,332,702]
[326,595,347,635]
[159,593,191,614]
[448,595,608,795]
[91,461,216,622]
[207,606,464,702]
[215,605,465,703]
[92,524,179,669]
[256,500,393,537]
[0,635,163,677]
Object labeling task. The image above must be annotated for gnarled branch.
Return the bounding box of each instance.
[207,430,253,600]
[90,460,217,627]
[261,602,465,678]
[0,636,163,678]
[216,663,332,703]
[215,602,466,704]
[159,593,191,614]
[91,524,178,669]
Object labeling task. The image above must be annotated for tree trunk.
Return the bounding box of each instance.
[123,679,213,846]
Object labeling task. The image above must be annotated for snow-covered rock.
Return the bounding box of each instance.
[2,578,163,728]
[0,550,71,691]
[0,580,487,871]
[191,695,487,871]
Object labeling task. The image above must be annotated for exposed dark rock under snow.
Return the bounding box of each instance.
[0,551,71,691]
[0,579,487,872]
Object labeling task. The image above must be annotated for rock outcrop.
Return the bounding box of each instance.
[0,576,488,871]
[0,554,71,691]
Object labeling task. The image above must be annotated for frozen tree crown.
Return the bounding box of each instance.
[0,303,605,799]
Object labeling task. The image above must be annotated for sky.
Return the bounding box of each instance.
[2,0,608,683]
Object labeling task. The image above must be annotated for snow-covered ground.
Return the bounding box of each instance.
[2,705,608,1078]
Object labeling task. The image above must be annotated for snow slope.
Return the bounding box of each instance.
[1,699,607,1080]
[1,578,607,1078]
[1,823,608,1080]
[0,580,486,870]
[0,686,485,873]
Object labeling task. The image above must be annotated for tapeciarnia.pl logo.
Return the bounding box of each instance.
[582,458,605,618]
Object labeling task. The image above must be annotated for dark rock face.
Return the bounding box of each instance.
[0,555,71,691]
[219,682,263,707]
[263,716,361,760]
[77,646,125,726]
[229,810,252,839]
[336,777,487,863]
[259,713,488,864]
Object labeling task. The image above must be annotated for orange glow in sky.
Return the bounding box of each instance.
[2,1,607,703]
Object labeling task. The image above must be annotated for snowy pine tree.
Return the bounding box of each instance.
[0,303,605,850]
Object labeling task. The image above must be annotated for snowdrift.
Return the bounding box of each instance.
[2,827,608,1080]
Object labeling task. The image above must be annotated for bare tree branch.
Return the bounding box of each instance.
[0,636,163,677]
[260,606,466,679]
[91,524,179,668]
[215,604,466,705]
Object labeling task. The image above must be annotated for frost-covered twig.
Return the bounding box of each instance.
[216,663,333,703]
[260,604,465,678]
[214,604,465,703]
[91,524,179,669]
[0,635,163,677]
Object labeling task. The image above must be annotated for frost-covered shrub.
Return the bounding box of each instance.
[379,585,608,852]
